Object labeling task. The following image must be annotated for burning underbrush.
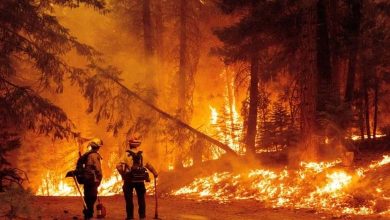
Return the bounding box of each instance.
[34,153,389,217]
[172,155,390,216]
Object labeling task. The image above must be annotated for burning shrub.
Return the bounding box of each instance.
[172,155,390,216]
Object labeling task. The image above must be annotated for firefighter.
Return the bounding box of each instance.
[83,138,103,220]
[117,138,158,220]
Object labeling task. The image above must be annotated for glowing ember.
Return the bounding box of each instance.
[300,160,341,173]
[35,153,389,217]
[350,134,386,141]
[369,155,390,169]
[172,155,390,216]
[183,158,194,168]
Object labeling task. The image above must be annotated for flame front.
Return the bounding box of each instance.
[173,155,390,216]
[36,170,155,196]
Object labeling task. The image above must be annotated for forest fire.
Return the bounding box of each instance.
[37,170,156,196]
[173,155,390,216]
[2,0,390,219]
[351,134,387,141]
[36,171,123,196]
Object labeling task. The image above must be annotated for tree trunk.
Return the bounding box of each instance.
[316,0,332,84]
[358,96,365,140]
[142,0,156,97]
[363,72,371,140]
[344,0,362,103]
[329,0,341,99]
[0,178,3,192]
[154,0,164,62]
[245,51,259,155]
[316,0,333,114]
[225,67,238,151]
[143,0,154,58]
[178,0,188,121]
[315,0,333,134]
[299,5,317,160]
[175,0,188,168]
[373,76,378,139]
[192,139,204,166]
[225,67,235,128]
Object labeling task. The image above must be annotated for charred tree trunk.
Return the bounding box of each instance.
[316,0,332,87]
[245,51,259,155]
[358,95,365,140]
[299,6,317,159]
[329,0,341,99]
[175,0,188,168]
[178,0,188,120]
[315,0,333,122]
[363,72,371,140]
[373,77,378,139]
[344,0,362,104]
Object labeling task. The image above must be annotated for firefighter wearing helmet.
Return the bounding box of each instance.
[116,137,158,220]
[82,138,103,220]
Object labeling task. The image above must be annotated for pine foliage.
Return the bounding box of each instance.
[259,101,299,151]
[0,0,110,192]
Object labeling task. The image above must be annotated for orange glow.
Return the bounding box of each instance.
[350,134,386,141]
[36,170,156,196]
[172,155,390,216]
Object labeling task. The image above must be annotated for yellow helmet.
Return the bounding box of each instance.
[90,138,103,148]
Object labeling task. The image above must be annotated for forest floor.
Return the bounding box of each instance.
[6,195,389,220]
[1,141,388,220]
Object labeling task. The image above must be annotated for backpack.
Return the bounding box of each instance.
[75,151,96,184]
[125,150,150,183]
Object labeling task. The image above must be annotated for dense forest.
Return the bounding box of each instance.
[0,0,389,218]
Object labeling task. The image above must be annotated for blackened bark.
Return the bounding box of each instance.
[358,97,365,140]
[373,77,378,139]
[245,51,259,155]
[316,0,332,84]
[315,0,333,135]
[363,73,371,140]
[329,0,341,99]
[344,0,362,103]
[364,89,371,140]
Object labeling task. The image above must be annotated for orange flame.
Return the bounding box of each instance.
[172,155,390,216]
